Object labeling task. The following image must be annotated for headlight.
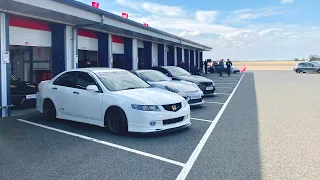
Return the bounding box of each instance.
[182,100,188,107]
[165,86,179,93]
[131,104,160,111]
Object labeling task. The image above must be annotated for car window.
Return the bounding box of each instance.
[53,72,77,88]
[155,68,170,76]
[77,72,98,90]
[96,71,150,91]
[164,66,191,76]
[138,71,171,82]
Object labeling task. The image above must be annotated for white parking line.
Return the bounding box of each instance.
[176,73,245,180]
[215,93,231,96]
[17,119,185,167]
[190,118,213,123]
[204,101,224,105]
[215,87,234,89]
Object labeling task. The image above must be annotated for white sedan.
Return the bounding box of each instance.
[133,70,205,106]
[36,68,191,134]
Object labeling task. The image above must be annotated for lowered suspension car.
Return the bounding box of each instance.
[36,68,191,134]
[152,66,217,96]
[132,70,205,106]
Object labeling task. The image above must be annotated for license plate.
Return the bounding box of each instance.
[191,96,201,100]
[206,87,214,90]
[26,94,36,99]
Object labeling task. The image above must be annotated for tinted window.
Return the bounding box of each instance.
[164,66,191,76]
[53,72,77,88]
[154,67,170,76]
[96,71,150,91]
[138,71,171,82]
[77,72,97,90]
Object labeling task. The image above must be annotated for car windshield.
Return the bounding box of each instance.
[165,66,191,77]
[138,71,171,82]
[96,71,150,91]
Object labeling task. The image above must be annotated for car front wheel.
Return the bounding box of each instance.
[43,99,56,120]
[106,107,128,134]
[296,69,301,73]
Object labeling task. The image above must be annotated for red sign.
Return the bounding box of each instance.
[92,1,99,8]
[122,12,128,19]
[144,23,149,26]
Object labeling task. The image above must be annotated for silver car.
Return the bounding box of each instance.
[133,70,205,106]
[293,62,320,73]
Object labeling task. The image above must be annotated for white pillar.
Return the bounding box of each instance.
[132,38,138,70]
[1,13,8,117]
[72,28,78,69]
[193,49,196,66]
[152,42,158,66]
[108,34,112,68]
[181,47,184,64]
[65,25,73,70]
[174,46,177,66]
[164,45,167,66]
[188,49,190,71]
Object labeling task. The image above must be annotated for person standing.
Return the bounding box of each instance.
[226,59,233,76]
[204,60,208,74]
[219,59,224,76]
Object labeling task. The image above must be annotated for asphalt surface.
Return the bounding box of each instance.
[1,71,319,180]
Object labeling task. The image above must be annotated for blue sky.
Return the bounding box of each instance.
[77,0,320,60]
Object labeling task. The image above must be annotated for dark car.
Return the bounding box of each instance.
[293,62,320,73]
[10,75,38,108]
[152,66,217,96]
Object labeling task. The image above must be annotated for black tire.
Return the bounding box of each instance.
[296,69,301,73]
[318,69,320,73]
[105,107,128,134]
[43,99,56,120]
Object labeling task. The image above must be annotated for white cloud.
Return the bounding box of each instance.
[195,11,219,23]
[178,31,202,37]
[282,0,294,4]
[225,7,283,24]
[116,0,186,17]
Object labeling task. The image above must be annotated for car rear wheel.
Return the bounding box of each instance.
[43,99,56,120]
[318,69,320,73]
[105,107,128,134]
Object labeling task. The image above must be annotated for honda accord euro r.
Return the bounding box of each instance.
[132,70,205,106]
[36,68,191,134]
[152,66,217,96]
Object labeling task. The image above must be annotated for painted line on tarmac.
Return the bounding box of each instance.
[190,118,213,123]
[204,101,225,105]
[215,87,234,89]
[17,119,185,167]
[215,93,231,96]
[176,73,245,180]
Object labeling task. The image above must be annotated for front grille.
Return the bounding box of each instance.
[201,82,213,86]
[188,98,203,104]
[163,116,184,125]
[162,102,182,112]
[204,89,215,94]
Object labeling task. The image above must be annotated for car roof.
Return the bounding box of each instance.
[70,68,127,73]
[134,69,157,73]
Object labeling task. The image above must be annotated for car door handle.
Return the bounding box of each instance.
[73,92,79,94]
[52,87,57,90]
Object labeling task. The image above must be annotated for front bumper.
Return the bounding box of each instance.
[11,95,36,107]
[126,104,191,133]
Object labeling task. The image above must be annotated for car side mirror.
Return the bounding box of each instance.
[86,85,99,92]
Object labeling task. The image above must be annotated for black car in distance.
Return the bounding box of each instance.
[152,66,217,96]
[10,75,38,108]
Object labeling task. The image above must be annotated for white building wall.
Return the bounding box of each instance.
[132,39,138,70]
[78,36,98,51]
[65,25,73,70]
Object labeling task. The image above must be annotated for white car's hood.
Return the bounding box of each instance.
[151,80,199,93]
[114,87,184,105]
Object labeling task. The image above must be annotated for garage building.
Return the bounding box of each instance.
[0,0,212,117]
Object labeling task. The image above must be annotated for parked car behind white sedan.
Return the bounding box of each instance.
[132,70,205,106]
[36,68,191,134]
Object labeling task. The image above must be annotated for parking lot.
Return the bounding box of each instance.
[1,71,320,180]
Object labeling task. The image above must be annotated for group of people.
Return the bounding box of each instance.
[204,59,233,76]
